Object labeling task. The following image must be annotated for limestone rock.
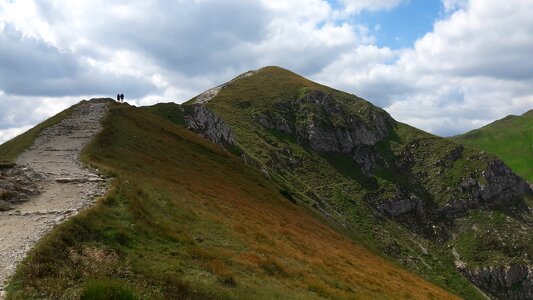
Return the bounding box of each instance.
[480,160,531,202]
[460,265,533,300]
[0,164,44,209]
[253,113,292,134]
[184,105,236,146]
[372,190,425,218]
[294,90,394,153]
[440,159,531,217]
[352,145,385,174]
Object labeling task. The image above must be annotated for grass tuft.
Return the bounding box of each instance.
[81,279,137,300]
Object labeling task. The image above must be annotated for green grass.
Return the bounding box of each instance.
[144,102,191,126]
[452,110,533,181]
[0,104,75,162]
[7,102,458,300]
[81,280,137,300]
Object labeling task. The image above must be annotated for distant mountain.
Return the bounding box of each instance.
[452,110,533,182]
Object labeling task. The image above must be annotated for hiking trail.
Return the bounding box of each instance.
[0,100,109,298]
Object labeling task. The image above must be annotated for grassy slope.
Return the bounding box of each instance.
[179,67,487,299]
[0,105,75,162]
[452,110,533,182]
[7,102,457,299]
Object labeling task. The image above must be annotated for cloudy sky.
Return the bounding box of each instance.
[1,0,532,143]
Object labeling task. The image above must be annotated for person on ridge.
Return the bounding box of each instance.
[120,93,124,102]
[117,93,120,102]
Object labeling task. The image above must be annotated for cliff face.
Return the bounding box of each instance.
[461,266,533,300]
[184,105,236,146]
[294,90,395,153]
[155,67,533,299]
[481,160,531,202]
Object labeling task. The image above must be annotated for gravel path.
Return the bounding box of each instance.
[0,100,109,298]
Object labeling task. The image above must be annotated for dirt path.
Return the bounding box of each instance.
[0,100,109,298]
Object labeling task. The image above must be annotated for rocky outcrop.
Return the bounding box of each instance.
[294,90,395,153]
[0,164,44,211]
[480,160,531,202]
[184,105,236,146]
[376,193,424,217]
[252,113,292,134]
[248,90,532,223]
[352,145,385,174]
[460,265,533,300]
[251,90,393,172]
[440,160,531,217]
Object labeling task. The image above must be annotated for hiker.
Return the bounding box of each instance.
[117,93,120,102]
[120,93,124,102]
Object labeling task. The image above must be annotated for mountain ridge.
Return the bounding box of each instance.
[163,66,533,299]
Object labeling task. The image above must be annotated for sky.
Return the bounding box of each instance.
[1,0,533,143]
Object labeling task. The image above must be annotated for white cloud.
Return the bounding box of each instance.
[316,0,533,136]
[442,0,467,12]
[339,0,406,14]
[0,0,377,100]
[0,93,84,144]
[1,0,533,142]
[0,0,374,143]
[0,126,32,144]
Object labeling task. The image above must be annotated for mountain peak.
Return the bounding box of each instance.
[187,66,341,108]
[193,68,260,104]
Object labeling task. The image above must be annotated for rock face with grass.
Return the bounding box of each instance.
[293,89,395,153]
[165,66,533,299]
[184,104,236,146]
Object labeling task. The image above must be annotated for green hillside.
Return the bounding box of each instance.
[150,66,533,299]
[5,102,457,299]
[452,110,533,182]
